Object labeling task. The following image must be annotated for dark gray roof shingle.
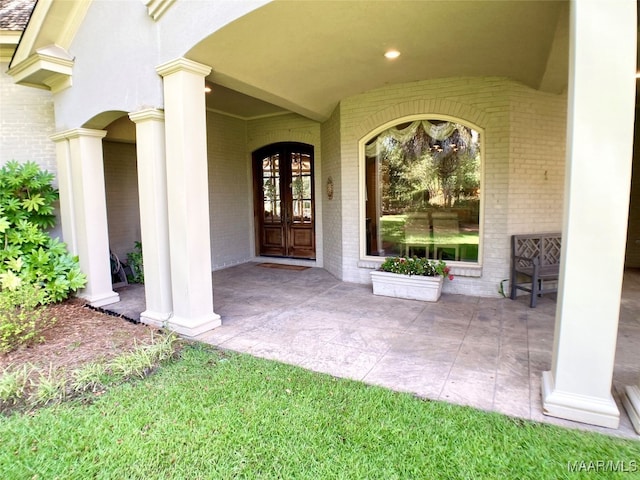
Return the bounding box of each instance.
[0,0,36,31]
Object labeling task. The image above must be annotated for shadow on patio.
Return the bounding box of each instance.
[106,263,640,440]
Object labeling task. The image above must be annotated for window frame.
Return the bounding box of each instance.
[358,114,486,267]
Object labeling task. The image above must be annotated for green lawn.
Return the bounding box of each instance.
[1,344,638,479]
[380,214,480,260]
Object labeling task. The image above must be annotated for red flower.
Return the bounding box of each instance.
[448,274,454,281]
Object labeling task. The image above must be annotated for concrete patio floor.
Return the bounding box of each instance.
[106,262,640,440]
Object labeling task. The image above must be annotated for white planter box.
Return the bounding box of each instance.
[371,270,444,302]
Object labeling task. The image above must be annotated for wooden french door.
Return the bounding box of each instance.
[253,142,316,259]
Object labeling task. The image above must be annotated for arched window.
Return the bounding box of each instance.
[364,118,481,263]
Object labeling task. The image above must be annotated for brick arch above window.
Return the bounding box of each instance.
[247,131,317,156]
[354,99,488,142]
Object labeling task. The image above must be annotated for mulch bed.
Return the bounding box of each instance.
[0,298,159,373]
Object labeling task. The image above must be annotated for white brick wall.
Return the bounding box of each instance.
[0,61,56,176]
[320,106,342,278]
[335,77,567,297]
[207,111,253,269]
[103,140,141,262]
[101,112,256,273]
[508,85,566,235]
[247,113,320,148]
[101,111,325,274]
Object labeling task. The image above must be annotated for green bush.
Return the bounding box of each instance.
[126,241,144,284]
[0,283,56,353]
[0,161,86,303]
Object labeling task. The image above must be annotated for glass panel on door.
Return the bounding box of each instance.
[253,143,315,260]
[262,154,280,223]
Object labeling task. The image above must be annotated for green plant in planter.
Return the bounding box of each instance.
[379,256,453,280]
[0,161,86,303]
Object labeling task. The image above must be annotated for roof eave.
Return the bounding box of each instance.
[8,44,74,92]
[9,0,91,90]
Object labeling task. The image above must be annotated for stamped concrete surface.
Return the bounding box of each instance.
[108,263,640,440]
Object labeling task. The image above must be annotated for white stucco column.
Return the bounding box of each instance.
[541,0,636,429]
[156,57,221,336]
[129,108,173,327]
[50,128,119,307]
[51,134,77,254]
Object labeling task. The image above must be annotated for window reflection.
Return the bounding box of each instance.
[262,154,280,222]
[365,120,481,262]
[291,153,313,224]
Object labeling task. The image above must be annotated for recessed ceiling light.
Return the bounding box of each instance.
[384,50,401,59]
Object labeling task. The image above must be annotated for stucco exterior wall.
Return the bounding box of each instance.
[53,0,268,131]
[338,77,567,297]
[0,60,56,173]
[207,111,252,269]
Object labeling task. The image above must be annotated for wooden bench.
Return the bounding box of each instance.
[510,233,561,307]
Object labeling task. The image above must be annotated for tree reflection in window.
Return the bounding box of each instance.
[262,154,280,223]
[290,152,313,224]
[365,119,481,262]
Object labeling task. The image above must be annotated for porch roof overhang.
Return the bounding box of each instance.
[7,0,588,121]
[192,0,571,122]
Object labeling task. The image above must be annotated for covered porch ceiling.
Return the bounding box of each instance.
[190,0,570,122]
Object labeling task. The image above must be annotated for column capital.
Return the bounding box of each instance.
[50,128,107,143]
[156,57,211,78]
[129,108,165,123]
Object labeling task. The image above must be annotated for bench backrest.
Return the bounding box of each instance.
[512,233,562,267]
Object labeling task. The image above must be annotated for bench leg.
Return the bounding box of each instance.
[530,278,539,308]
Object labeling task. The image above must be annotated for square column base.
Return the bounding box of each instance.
[79,291,120,308]
[165,312,222,338]
[542,371,620,429]
[140,310,173,329]
[620,384,640,434]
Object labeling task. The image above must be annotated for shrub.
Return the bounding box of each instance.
[0,161,86,303]
[126,241,144,284]
[0,283,56,353]
[30,363,67,407]
[0,364,32,404]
